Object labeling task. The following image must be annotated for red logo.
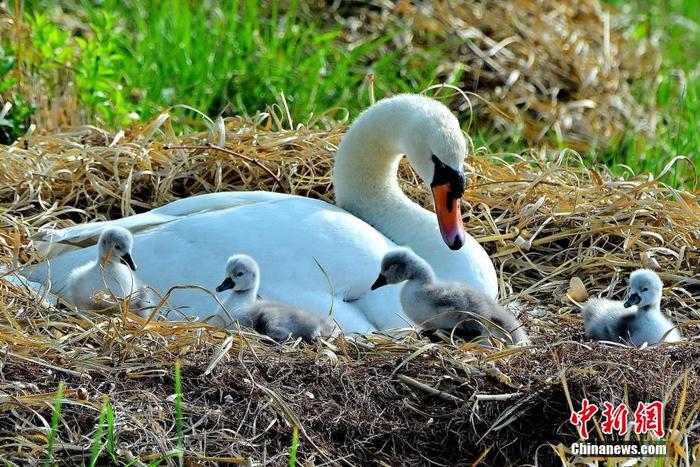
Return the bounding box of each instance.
[601,402,629,435]
[634,401,665,438]
[569,398,598,439]
[570,400,665,439]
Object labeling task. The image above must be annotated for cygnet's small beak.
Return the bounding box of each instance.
[624,293,641,308]
[371,273,388,290]
[216,277,235,292]
[120,252,137,271]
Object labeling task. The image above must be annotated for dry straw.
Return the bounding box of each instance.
[307,0,661,150]
[0,107,698,464]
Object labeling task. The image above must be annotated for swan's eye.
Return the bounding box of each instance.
[642,287,648,292]
[114,245,121,251]
[236,272,244,277]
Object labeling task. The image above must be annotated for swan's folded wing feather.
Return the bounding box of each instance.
[23,192,294,290]
[32,191,291,257]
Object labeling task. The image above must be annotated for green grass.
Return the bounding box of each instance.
[175,360,184,467]
[6,0,699,188]
[83,364,184,466]
[289,425,299,467]
[88,400,106,466]
[30,0,448,125]
[600,0,699,187]
[88,398,117,466]
[44,381,65,467]
[89,0,376,120]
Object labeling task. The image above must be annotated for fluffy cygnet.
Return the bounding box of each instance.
[583,269,681,346]
[215,254,337,342]
[371,248,529,345]
[66,227,151,314]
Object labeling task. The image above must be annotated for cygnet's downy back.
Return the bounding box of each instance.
[582,298,634,342]
[216,254,338,342]
[372,248,529,345]
[246,303,338,343]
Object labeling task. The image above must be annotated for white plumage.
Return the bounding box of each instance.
[23,94,497,333]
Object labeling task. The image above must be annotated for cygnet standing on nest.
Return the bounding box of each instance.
[371,248,529,345]
[215,254,338,343]
[66,226,151,315]
[582,269,681,346]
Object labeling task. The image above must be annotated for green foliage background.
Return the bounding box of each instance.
[1,0,698,187]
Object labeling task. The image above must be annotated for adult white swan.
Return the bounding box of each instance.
[22,94,497,333]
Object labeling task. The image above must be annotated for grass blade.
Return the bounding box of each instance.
[44,381,65,467]
[289,425,299,467]
[88,399,108,467]
[175,360,184,467]
[105,400,116,463]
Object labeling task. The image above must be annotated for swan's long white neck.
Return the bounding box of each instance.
[333,97,429,245]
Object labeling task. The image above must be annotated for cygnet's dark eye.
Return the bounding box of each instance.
[114,245,121,251]
[642,287,648,292]
[236,272,244,277]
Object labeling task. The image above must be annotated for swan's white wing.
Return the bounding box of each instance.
[23,192,407,333]
[33,192,289,256]
[1,270,58,306]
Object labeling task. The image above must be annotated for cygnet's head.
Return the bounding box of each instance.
[371,247,433,290]
[402,96,468,251]
[97,227,136,270]
[216,254,259,293]
[624,269,663,309]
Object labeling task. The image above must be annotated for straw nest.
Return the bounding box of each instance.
[1,111,699,465]
[308,0,661,150]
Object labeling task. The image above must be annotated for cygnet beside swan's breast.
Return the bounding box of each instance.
[371,247,529,345]
[215,254,338,342]
[582,269,681,346]
[66,226,150,314]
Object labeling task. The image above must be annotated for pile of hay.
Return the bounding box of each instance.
[1,112,698,465]
[309,0,661,150]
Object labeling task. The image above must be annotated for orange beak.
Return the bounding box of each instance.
[431,183,466,250]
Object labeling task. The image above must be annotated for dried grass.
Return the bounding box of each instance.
[0,110,699,465]
[309,0,661,150]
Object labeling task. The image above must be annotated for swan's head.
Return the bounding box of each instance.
[97,226,136,270]
[624,269,663,309]
[335,94,471,250]
[403,99,468,250]
[371,247,434,289]
[216,254,260,293]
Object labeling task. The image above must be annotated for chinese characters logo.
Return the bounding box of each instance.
[570,399,664,439]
